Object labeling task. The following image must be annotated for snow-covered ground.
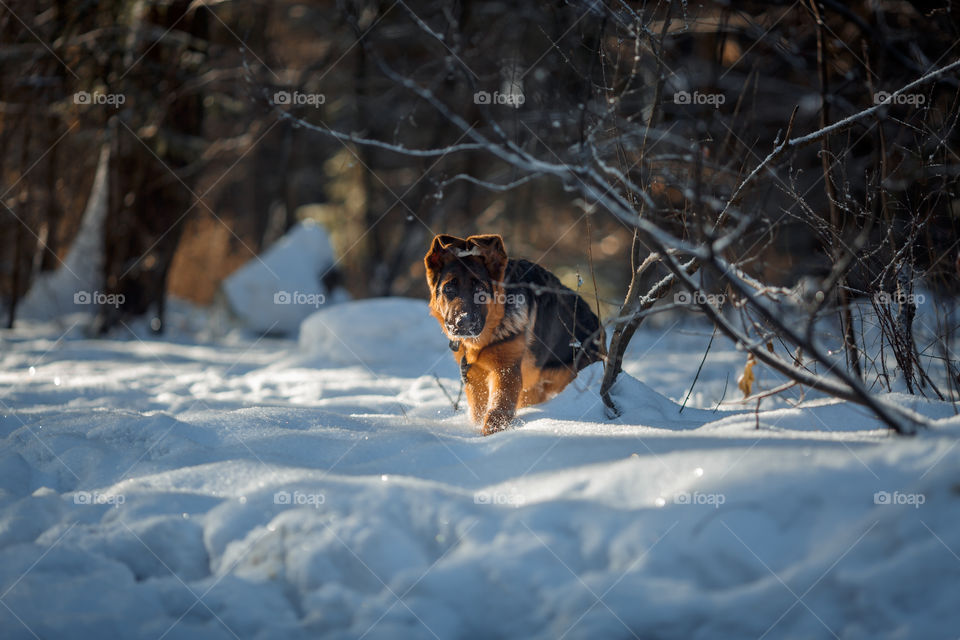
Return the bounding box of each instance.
[1,298,959,639]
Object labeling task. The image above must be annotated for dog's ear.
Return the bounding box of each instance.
[425,234,466,289]
[466,234,508,282]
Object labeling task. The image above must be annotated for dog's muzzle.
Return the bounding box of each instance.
[446,312,483,338]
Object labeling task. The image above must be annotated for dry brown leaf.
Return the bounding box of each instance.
[738,354,756,398]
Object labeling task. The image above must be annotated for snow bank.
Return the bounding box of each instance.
[298,298,449,373]
[221,220,343,336]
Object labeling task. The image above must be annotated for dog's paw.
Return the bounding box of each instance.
[481,409,514,435]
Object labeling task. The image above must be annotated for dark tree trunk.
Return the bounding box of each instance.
[98,0,208,334]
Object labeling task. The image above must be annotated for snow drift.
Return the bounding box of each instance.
[1,298,959,639]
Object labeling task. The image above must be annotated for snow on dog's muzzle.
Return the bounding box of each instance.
[447,310,483,338]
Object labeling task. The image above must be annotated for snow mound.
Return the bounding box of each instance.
[529,362,724,429]
[221,220,342,336]
[298,298,450,373]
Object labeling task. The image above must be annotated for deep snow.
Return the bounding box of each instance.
[1,298,959,639]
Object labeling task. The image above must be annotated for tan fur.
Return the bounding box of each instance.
[519,357,576,408]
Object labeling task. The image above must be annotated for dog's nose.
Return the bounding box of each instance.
[454,315,471,332]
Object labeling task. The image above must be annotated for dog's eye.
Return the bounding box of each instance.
[443,282,457,297]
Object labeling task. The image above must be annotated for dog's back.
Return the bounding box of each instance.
[502,258,604,371]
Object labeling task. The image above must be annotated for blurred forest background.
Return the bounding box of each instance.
[1,0,958,343]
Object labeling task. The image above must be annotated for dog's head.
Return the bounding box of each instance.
[425,234,508,341]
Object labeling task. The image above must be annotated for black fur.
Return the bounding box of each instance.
[501,259,604,370]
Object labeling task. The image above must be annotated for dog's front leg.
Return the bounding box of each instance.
[463,363,489,425]
[482,361,522,435]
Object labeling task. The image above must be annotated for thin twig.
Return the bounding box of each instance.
[679,324,716,414]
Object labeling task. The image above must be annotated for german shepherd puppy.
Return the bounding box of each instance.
[425,234,604,435]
